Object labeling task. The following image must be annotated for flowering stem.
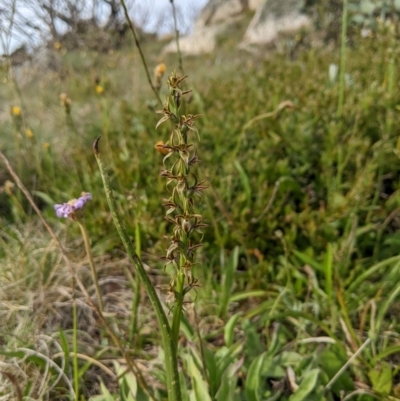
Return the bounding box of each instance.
[72,294,80,400]
[129,218,142,347]
[171,270,185,343]
[76,219,104,312]
[94,137,181,401]
[120,0,162,105]
[157,72,205,351]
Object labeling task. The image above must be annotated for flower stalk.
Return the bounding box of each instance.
[94,137,181,401]
[54,193,104,312]
[156,72,206,343]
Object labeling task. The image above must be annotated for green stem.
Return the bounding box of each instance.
[129,218,142,347]
[337,0,348,117]
[94,137,181,401]
[171,270,185,343]
[120,0,162,105]
[170,0,184,76]
[77,219,104,312]
[72,296,79,401]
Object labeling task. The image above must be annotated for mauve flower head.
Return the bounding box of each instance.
[54,192,92,219]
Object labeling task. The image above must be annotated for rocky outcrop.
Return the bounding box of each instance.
[163,0,311,55]
[241,0,310,47]
[163,0,245,55]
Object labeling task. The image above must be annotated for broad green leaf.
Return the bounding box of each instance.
[215,357,243,401]
[368,362,392,396]
[216,342,243,377]
[318,348,353,394]
[245,351,267,401]
[185,354,212,401]
[261,358,285,378]
[274,352,302,368]
[203,347,218,397]
[242,319,264,359]
[289,369,319,401]
[114,361,137,401]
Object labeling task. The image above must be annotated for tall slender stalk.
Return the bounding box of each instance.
[72,291,79,401]
[120,0,162,105]
[76,219,104,312]
[337,0,348,117]
[170,0,184,76]
[129,218,142,347]
[93,137,182,401]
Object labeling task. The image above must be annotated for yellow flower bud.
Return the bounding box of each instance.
[154,63,166,78]
[96,85,104,95]
[155,140,171,155]
[11,106,21,116]
[25,128,34,138]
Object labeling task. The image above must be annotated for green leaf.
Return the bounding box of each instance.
[245,351,267,401]
[293,250,323,272]
[234,161,251,208]
[58,328,70,373]
[368,362,392,396]
[289,369,319,401]
[32,190,55,205]
[203,347,218,397]
[220,246,239,318]
[114,361,137,401]
[224,312,242,348]
[216,342,243,381]
[89,379,115,401]
[318,347,353,394]
[229,290,269,302]
[274,352,302,368]
[323,243,333,303]
[185,354,212,401]
[215,357,243,401]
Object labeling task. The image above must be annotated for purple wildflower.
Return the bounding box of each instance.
[54,192,92,219]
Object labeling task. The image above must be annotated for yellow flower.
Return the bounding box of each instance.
[25,128,34,138]
[96,85,104,95]
[154,63,166,78]
[155,140,171,155]
[43,142,50,150]
[53,42,62,50]
[11,106,21,116]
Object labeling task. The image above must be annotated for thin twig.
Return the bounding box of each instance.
[120,0,162,105]
[0,150,156,401]
[324,338,371,392]
[170,0,184,75]
[52,352,116,378]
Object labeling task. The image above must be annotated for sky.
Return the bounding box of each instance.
[0,0,209,54]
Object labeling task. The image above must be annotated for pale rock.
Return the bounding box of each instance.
[241,0,310,47]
